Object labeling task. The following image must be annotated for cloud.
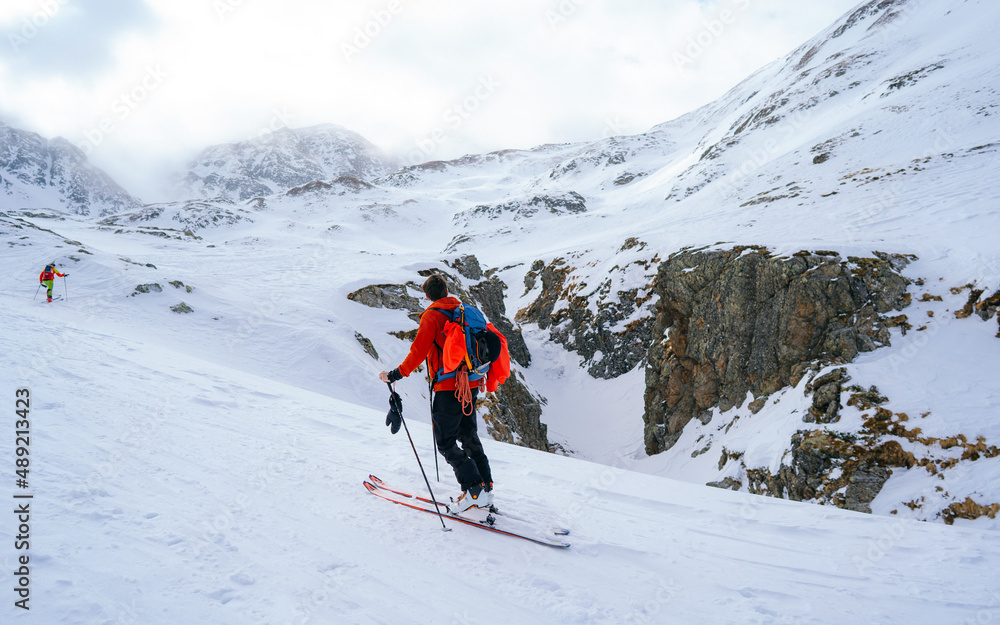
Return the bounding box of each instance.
[0,0,157,80]
[0,0,860,200]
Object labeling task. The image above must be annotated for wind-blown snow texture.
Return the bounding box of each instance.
[2,0,1000,623]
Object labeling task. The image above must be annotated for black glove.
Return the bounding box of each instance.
[385,387,403,435]
[387,368,402,383]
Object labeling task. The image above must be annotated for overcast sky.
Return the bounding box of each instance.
[0,0,859,200]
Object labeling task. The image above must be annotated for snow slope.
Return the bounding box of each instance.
[2,280,999,624]
[3,0,999,525]
[2,0,1000,620]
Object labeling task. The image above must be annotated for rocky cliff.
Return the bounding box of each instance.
[730,376,1000,517]
[505,242,998,519]
[643,247,912,455]
[515,238,660,379]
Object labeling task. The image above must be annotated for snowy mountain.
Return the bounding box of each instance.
[0,119,144,216]
[3,0,1000,622]
[174,123,399,202]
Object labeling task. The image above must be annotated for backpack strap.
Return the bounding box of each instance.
[427,306,458,385]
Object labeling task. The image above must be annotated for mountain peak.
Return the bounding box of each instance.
[0,118,143,217]
[174,124,399,202]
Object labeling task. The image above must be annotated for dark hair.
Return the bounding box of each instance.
[422,274,448,301]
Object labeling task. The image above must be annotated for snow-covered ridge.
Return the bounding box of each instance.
[0,120,143,217]
[173,123,399,202]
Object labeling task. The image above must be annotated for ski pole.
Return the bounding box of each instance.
[33,283,41,301]
[432,421,440,483]
[63,276,68,301]
[428,376,440,482]
[388,383,451,532]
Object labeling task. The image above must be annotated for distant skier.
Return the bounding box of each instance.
[38,262,67,303]
[378,273,495,513]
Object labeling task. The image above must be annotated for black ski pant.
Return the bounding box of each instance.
[432,387,493,491]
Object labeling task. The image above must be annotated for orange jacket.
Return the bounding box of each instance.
[483,322,510,393]
[398,297,483,392]
[39,266,66,282]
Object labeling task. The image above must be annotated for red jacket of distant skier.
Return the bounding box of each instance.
[39,266,66,282]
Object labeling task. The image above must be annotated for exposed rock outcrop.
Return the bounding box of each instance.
[445,254,484,281]
[516,241,660,379]
[643,247,912,455]
[732,384,1000,516]
[953,285,1000,337]
[478,371,549,451]
[347,283,425,323]
[355,332,379,360]
[98,201,252,232]
[942,498,1000,525]
[806,367,847,423]
[132,283,163,296]
[453,192,587,227]
[285,175,374,196]
[470,276,531,368]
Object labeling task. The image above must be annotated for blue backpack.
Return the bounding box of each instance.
[432,304,501,383]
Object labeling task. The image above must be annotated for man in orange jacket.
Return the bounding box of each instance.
[379,273,494,513]
[38,262,67,303]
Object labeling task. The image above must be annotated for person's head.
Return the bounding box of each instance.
[422,273,448,301]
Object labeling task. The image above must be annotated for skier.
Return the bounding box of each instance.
[38,262,67,303]
[378,273,494,513]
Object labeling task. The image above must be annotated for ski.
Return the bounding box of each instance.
[364,480,571,549]
[367,475,570,536]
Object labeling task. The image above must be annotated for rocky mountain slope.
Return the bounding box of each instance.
[331,0,1000,524]
[0,119,143,216]
[3,0,998,528]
